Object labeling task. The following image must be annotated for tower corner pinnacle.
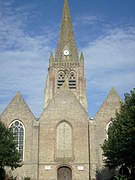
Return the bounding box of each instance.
[80,52,84,66]
[49,52,54,67]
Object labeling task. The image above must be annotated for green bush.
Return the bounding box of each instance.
[113,176,128,180]
[24,178,30,180]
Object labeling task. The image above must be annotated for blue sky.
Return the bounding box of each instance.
[0,0,135,118]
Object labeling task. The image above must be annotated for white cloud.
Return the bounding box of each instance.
[75,13,104,25]
[83,26,135,116]
[0,0,55,117]
[0,1,135,118]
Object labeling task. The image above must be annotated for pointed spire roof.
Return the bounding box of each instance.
[56,0,78,62]
[63,0,70,20]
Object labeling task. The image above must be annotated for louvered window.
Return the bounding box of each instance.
[57,72,65,89]
[68,72,76,89]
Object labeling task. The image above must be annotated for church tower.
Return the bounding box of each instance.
[44,0,88,111]
[39,0,90,179]
[0,0,122,179]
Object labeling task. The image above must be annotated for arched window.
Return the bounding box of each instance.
[10,120,24,161]
[56,122,72,158]
[57,71,65,89]
[106,121,113,139]
[68,72,76,89]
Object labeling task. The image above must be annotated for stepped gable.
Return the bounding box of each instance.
[1,92,36,125]
[40,86,89,123]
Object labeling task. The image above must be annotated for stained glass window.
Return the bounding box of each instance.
[10,120,24,161]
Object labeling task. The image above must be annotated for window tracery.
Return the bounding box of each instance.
[10,120,24,161]
[106,121,113,139]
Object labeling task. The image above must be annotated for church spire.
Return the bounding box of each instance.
[44,0,88,111]
[56,0,78,62]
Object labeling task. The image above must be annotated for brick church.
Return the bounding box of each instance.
[0,0,121,179]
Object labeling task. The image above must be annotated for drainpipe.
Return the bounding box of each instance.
[88,118,91,180]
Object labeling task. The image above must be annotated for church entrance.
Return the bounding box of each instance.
[57,166,72,180]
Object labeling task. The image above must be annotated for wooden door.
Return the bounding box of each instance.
[57,166,72,180]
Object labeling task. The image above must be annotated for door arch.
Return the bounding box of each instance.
[57,166,72,180]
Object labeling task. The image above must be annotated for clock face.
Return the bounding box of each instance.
[64,49,69,56]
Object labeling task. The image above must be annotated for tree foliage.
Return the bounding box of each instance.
[102,88,135,169]
[0,121,21,170]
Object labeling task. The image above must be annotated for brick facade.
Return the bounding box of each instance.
[0,0,121,179]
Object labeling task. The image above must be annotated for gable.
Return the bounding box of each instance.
[1,92,36,125]
[40,88,89,123]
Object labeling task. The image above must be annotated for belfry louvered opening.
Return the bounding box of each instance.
[68,72,76,89]
[57,71,65,89]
